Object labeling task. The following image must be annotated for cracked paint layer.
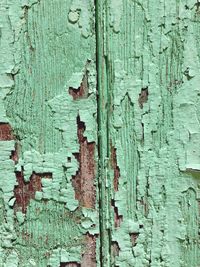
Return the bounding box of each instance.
[97,0,200,266]
[0,0,200,266]
[0,0,99,266]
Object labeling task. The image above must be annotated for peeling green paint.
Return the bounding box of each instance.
[0,0,200,266]
[97,1,200,266]
[1,0,99,266]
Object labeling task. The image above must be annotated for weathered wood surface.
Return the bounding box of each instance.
[0,0,199,266]
[98,1,200,266]
[0,1,98,266]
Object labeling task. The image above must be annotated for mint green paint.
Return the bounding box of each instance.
[0,0,99,266]
[97,1,200,266]
[0,0,200,266]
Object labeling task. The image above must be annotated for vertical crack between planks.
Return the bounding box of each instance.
[95,1,104,265]
[95,0,111,266]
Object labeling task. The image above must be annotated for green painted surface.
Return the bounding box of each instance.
[98,1,200,266]
[0,0,199,266]
[0,1,98,266]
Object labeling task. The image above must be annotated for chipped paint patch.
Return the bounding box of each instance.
[69,73,89,100]
[14,170,52,213]
[0,123,14,140]
[0,0,99,266]
[72,116,96,208]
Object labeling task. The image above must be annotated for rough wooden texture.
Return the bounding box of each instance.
[97,0,200,266]
[0,0,99,266]
[0,0,200,266]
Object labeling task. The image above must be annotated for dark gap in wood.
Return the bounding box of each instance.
[110,146,120,192]
[60,262,80,267]
[111,199,123,228]
[138,87,148,108]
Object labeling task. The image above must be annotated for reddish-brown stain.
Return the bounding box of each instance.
[69,73,89,100]
[138,87,148,108]
[111,146,120,192]
[110,146,122,229]
[71,117,96,266]
[111,199,123,228]
[0,123,14,140]
[14,171,52,213]
[81,233,96,267]
[129,233,139,246]
[72,116,96,209]
[0,123,20,162]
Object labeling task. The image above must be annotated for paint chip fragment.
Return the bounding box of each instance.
[68,11,80,24]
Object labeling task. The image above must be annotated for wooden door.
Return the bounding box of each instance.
[0,1,199,266]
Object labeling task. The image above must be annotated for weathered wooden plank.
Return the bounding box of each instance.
[1,0,200,266]
[98,0,200,266]
[0,0,99,266]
